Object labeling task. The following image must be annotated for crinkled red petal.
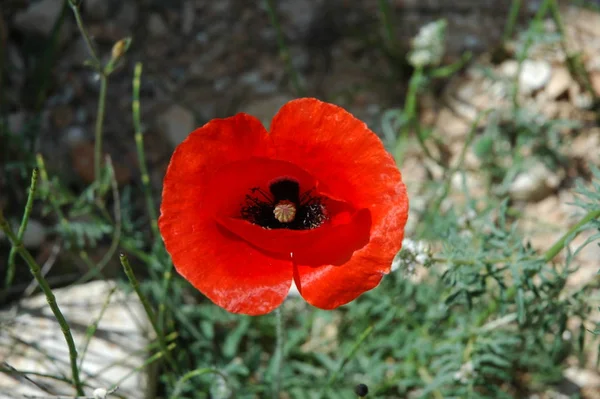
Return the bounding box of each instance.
[269,98,409,309]
[159,114,293,315]
[210,157,371,265]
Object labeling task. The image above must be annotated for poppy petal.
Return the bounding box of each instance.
[269,98,409,308]
[205,157,317,217]
[159,114,293,315]
[217,206,371,265]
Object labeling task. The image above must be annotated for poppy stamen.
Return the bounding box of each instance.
[240,178,328,230]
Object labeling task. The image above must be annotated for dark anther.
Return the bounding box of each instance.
[354,383,369,397]
[269,179,300,202]
[240,178,327,230]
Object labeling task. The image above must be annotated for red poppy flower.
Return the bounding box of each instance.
[159,98,408,315]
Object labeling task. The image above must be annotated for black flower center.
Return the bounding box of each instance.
[241,178,328,230]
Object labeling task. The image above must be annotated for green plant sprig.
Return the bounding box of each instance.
[119,254,180,380]
[5,166,38,289]
[0,170,84,396]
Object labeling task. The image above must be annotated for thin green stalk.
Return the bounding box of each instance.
[131,62,172,333]
[272,307,284,399]
[320,325,374,397]
[0,204,84,396]
[418,367,444,399]
[78,286,117,369]
[170,368,229,399]
[85,331,178,385]
[264,0,304,97]
[543,208,600,262]
[158,268,173,334]
[0,364,75,386]
[396,66,445,166]
[547,0,599,102]
[377,0,396,54]
[68,0,123,188]
[503,0,522,41]
[5,168,38,289]
[132,63,159,241]
[94,75,108,185]
[433,208,600,267]
[67,0,100,68]
[111,342,176,389]
[119,254,180,377]
[512,0,551,109]
[421,110,490,234]
[74,157,121,285]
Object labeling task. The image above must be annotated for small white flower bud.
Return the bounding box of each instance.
[93,388,108,399]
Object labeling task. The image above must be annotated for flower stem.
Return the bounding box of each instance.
[0,179,84,396]
[546,0,598,103]
[264,0,304,97]
[320,325,374,398]
[543,208,600,262]
[433,208,600,267]
[273,307,284,399]
[68,0,100,67]
[502,0,522,41]
[512,0,550,110]
[119,254,180,378]
[132,62,160,242]
[5,168,38,289]
[94,74,108,186]
[170,368,229,399]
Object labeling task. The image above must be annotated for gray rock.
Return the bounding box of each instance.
[181,0,195,35]
[13,0,63,37]
[148,13,169,38]
[6,112,26,135]
[158,104,196,147]
[278,0,317,40]
[519,60,552,94]
[240,95,294,129]
[21,219,47,248]
[0,219,46,248]
[115,2,138,31]
[0,280,152,398]
[84,0,111,21]
[545,67,572,100]
[509,162,563,201]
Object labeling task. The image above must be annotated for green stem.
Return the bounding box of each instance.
[73,157,121,285]
[5,168,38,289]
[111,342,176,390]
[78,286,117,369]
[512,0,551,110]
[170,368,229,399]
[68,0,100,67]
[158,267,173,334]
[433,208,600,267]
[119,254,180,377]
[94,75,108,186]
[272,307,284,399]
[320,325,374,397]
[264,0,304,97]
[131,64,172,334]
[547,0,598,102]
[543,208,600,262]
[421,110,489,234]
[503,0,522,42]
[377,0,396,55]
[132,62,160,242]
[0,206,84,396]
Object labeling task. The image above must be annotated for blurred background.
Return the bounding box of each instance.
[2,0,600,398]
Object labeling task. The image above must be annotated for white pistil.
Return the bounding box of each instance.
[273,200,296,223]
